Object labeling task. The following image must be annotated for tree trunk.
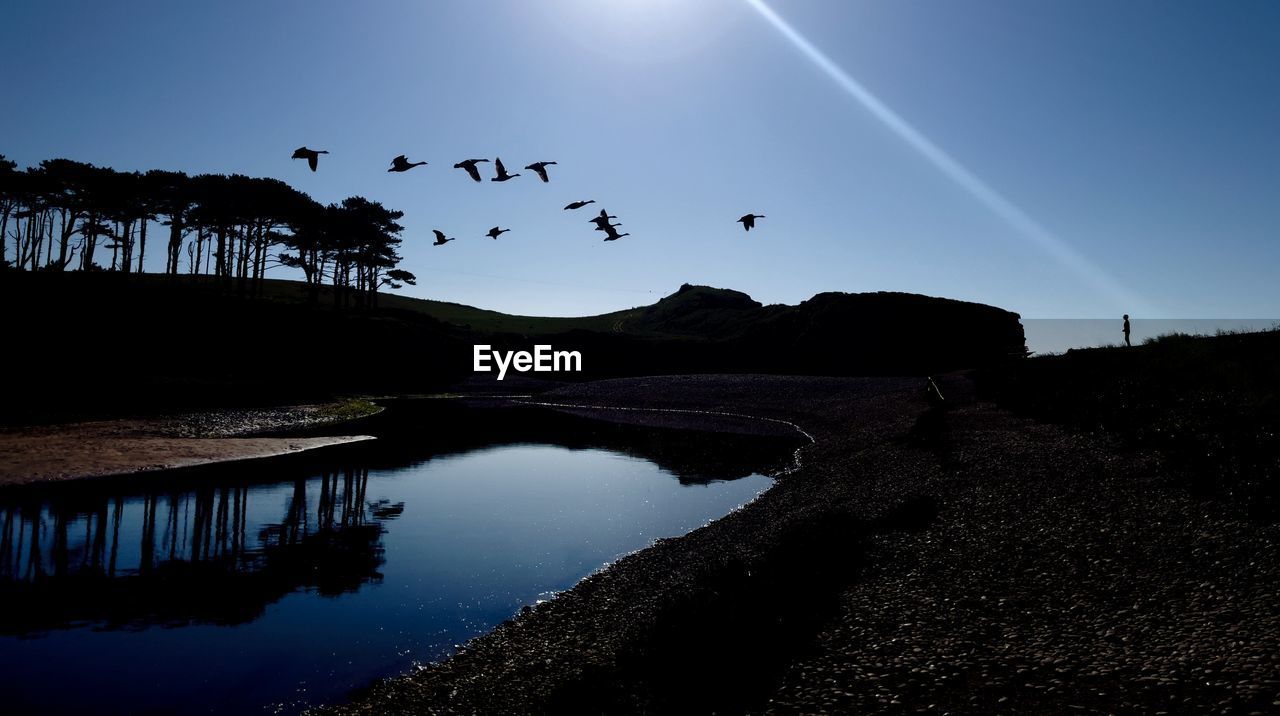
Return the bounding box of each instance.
[235,227,248,296]
[167,219,184,275]
[137,217,148,274]
[57,209,72,270]
[215,228,226,279]
[194,229,202,275]
[0,207,10,268]
[38,213,52,269]
[119,220,134,274]
[253,225,267,297]
[27,214,39,269]
[80,212,97,270]
[19,214,35,269]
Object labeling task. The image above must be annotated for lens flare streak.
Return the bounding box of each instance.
[743,0,1149,313]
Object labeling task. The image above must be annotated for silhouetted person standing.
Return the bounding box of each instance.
[1123,314,1131,347]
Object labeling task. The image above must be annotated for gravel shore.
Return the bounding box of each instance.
[313,374,1279,714]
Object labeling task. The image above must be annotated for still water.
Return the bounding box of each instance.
[0,402,794,715]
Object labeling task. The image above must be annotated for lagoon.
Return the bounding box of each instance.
[0,402,793,715]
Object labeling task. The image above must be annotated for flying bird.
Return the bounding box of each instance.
[563,200,596,210]
[525,161,557,182]
[388,155,428,172]
[590,215,621,231]
[737,213,766,231]
[291,146,328,172]
[454,158,490,182]
[432,230,455,246]
[491,157,520,182]
[589,209,618,229]
[602,224,629,242]
[486,226,510,240]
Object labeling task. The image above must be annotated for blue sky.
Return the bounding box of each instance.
[3,0,1277,318]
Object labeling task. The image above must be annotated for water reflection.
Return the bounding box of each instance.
[0,401,799,715]
[343,399,803,484]
[0,468,390,635]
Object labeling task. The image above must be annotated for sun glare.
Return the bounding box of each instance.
[594,0,689,17]
[540,0,729,66]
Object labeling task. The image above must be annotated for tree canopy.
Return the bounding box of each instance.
[0,153,416,306]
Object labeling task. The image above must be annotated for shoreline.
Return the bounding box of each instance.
[2,375,1276,713]
[0,402,380,488]
[316,374,1279,714]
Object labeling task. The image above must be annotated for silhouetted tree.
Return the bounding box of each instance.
[383,269,417,291]
[0,153,418,307]
[144,169,193,276]
[100,170,146,273]
[234,176,313,296]
[15,168,56,270]
[0,155,17,269]
[277,199,332,303]
[188,173,238,282]
[76,164,120,271]
[331,196,408,308]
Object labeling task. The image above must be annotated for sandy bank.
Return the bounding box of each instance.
[0,404,378,487]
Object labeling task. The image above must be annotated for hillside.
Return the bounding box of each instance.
[0,272,1025,422]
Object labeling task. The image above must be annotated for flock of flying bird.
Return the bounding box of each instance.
[290,146,765,244]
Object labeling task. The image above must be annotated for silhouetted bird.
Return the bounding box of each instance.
[388,155,428,172]
[491,157,520,182]
[590,216,621,231]
[738,213,765,231]
[564,200,596,210]
[525,161,557,182]
[602,224,629,242]
[454,158,490,182]
[432,230,455,246]
[486,226,510,240]
[292,147,328,172]
[595,208,616,220]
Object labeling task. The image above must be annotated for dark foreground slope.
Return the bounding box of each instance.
[318,372,1279,715]
[1,273,1023,422]
[3,272,471,422]
[978,328,1280,520]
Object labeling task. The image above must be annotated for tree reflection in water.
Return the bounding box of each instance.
[0,467,396,635]
[0,400,801,715]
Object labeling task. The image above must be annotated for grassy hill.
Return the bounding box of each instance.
[97,273,645,336]
[373,287,640,336]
